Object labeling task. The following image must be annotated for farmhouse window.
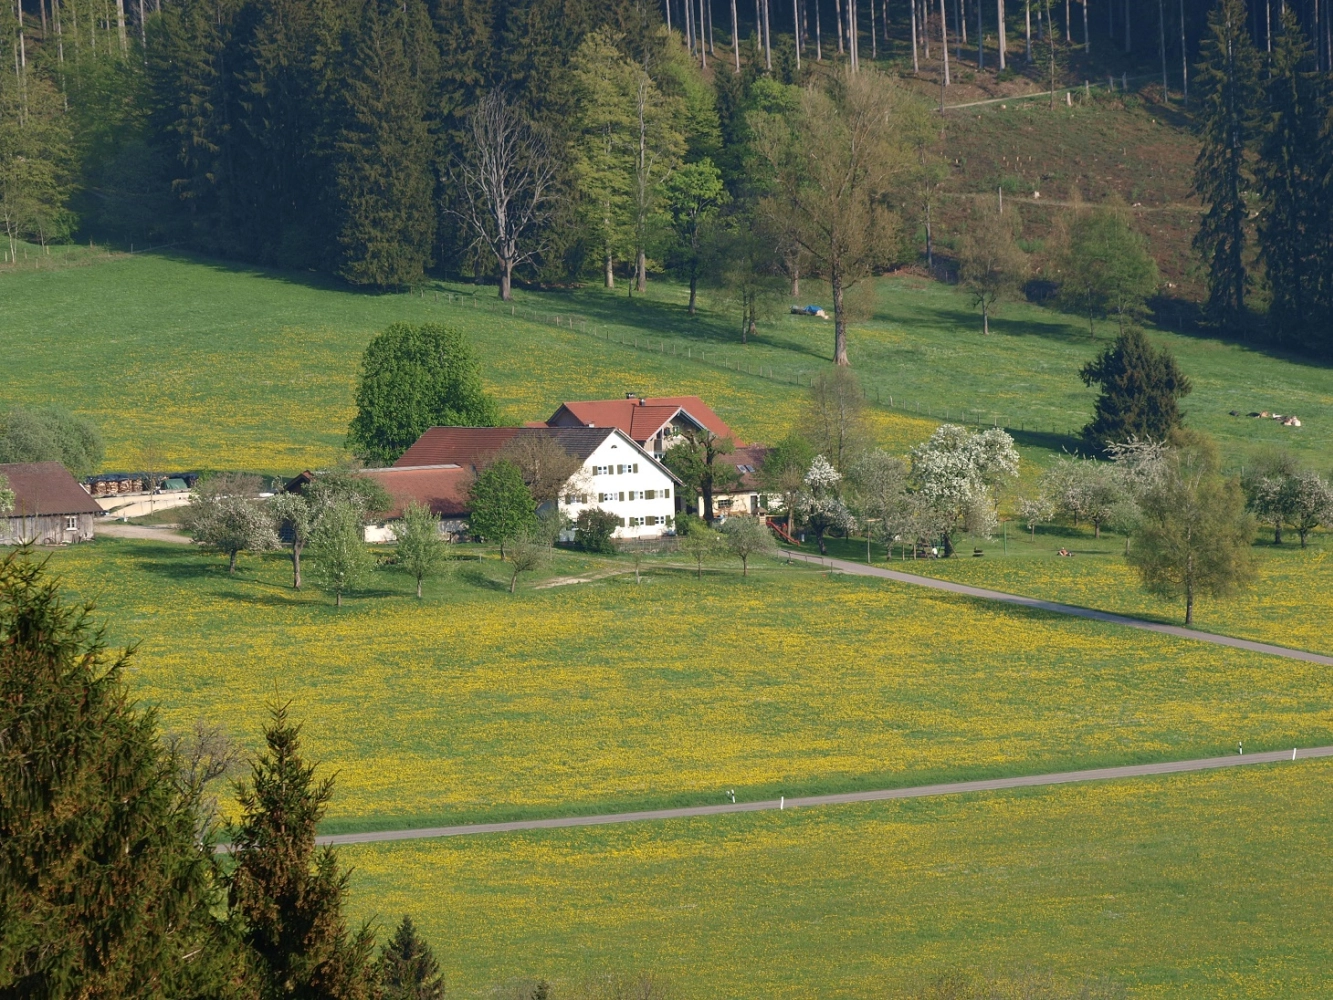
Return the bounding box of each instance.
[65,516,78,530]
[594,465,610,475]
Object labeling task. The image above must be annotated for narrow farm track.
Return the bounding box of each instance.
[786,551,1333,666]
[314,747,1333,847]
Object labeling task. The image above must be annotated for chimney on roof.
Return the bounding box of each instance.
[638,397,646,405]
[586,422,595,427]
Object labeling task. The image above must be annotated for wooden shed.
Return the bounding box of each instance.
[1,462,102,545]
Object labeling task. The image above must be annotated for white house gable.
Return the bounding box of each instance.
[556,431,677,539]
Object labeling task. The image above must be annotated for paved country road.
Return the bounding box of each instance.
[786,551,1333,666]
[311,746,1333,848]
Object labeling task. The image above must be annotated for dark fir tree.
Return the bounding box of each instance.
[1255,11,1326,349]
[346,323,499,465]
[1192,0,1259,323]
[228,704,375,1000]
[1080,328,1193,454]
[335,0,439,288]
[0,550,250,1000]
[375,916,445,1000]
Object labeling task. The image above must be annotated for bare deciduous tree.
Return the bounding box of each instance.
[451,91,557,301]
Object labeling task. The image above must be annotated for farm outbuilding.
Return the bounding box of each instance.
[1,462,102,545]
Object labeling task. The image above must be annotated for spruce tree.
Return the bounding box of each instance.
[375,916,445,1000]
[1192,0,1259,324]
[334,0,438,288]
[1080,328,1193,454]
[0,550,250,1000]
[228,704,375,1000]
[1255,11,1325,347]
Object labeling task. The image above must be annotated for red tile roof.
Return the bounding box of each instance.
[547,396,738,444]
[359,465,473,519]
[393,427,522,469]
[1,462,103,517]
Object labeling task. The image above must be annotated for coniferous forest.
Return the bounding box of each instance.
[3,0,1333,352]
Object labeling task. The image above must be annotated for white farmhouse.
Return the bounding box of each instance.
[393,425,680,539]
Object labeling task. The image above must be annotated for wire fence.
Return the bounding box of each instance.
[423,287,1089,442]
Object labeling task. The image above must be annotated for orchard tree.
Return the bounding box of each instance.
[309,500,374,607]
[1040,457,1126,538]
[958,205,1027,336]
[721,515,777,576]
[1080,328,1192,455]
[799,456,854,555]
[468,460,537,557]
[347,324,499,466]
[494,435,584,507]
[806,368,868,472]
[759,434,816,536]
[910,425,1020,557]
[505,530,546,593]
[182,473,279,574]
[393,502,448,598]
[1128,434,1255,625]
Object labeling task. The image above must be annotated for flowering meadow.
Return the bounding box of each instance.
[912,532,1333,656]
[45,539,1333,832]
[341,759,1333,998]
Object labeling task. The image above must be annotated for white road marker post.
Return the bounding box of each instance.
[1294,748,1298,760]
[780,796,784,811]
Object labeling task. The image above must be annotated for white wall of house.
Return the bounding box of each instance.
[558,433,677,538]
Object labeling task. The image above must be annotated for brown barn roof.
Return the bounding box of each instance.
[359,465,473,520]
[393,427,522,469]
[393,426,631,470]
[546,396,738,444]
[1,462,103,517]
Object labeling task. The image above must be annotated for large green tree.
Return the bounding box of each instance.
[346,323,499,465]
[1080,328,1193,455]
[0,550,250,1000]
[228,704,376,1000]
[0,406,104,480]
[1056,208,1160,338]
[1128,434,1255,625]
[752,67,927,366]
[1192,0,1259,323]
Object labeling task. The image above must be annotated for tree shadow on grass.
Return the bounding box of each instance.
[455,564,510,592]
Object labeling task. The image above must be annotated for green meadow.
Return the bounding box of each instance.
[2,249,1329,476]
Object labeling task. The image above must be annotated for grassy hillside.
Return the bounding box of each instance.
[39,538,1333,833]
[342,760,1333,998]
[1,251,1328,477]
[816,525,1333,655]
